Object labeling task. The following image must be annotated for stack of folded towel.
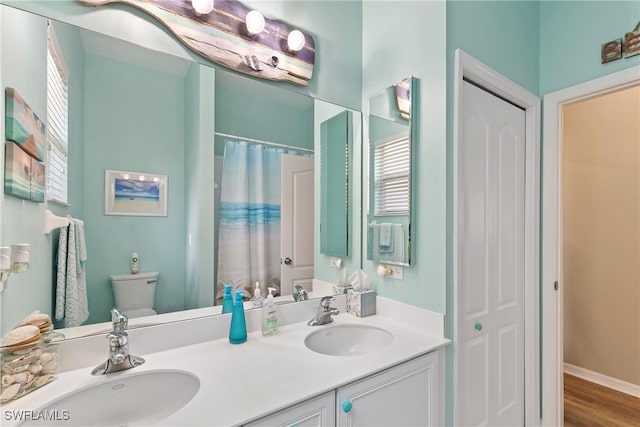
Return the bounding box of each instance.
[372,223,405,264]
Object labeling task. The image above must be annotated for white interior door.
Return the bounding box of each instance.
[456,80,526,426]
[281,154,314,296]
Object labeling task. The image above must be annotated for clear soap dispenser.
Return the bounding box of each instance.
[262,287,278,336]
[229,290,247,344]
[250,281,264,309]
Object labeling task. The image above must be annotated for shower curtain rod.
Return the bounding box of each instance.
[214,132,314,153]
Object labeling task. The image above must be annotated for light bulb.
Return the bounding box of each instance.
[246,10,265,35]
[287,30,305,52]
[192,0,214,15]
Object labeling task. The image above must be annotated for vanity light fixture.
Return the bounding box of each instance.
[192,0,214,15]
[78,0,316,85]
[138,175,146,181]
[246,10,265,35]
[287,30,305,52]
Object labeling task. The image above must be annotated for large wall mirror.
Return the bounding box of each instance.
[0,4,362,337]
[367,77,416,266]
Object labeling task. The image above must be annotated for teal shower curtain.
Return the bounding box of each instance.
[217,141,282,299]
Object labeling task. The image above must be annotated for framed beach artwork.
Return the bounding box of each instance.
[4,142,32,200]
[30,158,45,202]
[105,169,168,216]
[5,88,46,161]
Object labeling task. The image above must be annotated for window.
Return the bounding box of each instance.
[373,134,410,216]
[46,23,69,205]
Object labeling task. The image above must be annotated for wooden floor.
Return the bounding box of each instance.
[564,373,640,426]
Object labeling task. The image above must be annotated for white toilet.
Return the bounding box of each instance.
[110,271,159,318]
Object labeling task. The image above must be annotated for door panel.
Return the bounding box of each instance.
[458,80,526,426]
[281,154,314,296]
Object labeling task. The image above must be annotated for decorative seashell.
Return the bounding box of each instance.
[39,352,55,364]
[1,325,40,347]
[0,383,20,402]
[41,361,57,375]
[22,373,36,389]
[28,363,42,374]
[11,364,29,374]
[31,349,42,359]
[2,375,15,387]
[2,365,14,375]
[6,351,38,368]
[11,343,41,355]
[12,372,27,384]
[34,374,54,388]
[16,313,51,328]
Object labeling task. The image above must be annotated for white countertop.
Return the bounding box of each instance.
[2,300,449,426]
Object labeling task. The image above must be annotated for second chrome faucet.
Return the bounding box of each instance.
[92,308,145,375]
[307,296,339,326]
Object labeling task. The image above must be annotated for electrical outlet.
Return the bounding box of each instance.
[389,266,404,280]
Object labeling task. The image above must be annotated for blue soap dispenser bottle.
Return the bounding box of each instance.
[222,284,233,314]
[229,290,247,344]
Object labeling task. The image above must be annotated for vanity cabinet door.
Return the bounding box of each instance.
[244,391,336,427]
[336,352,441,426]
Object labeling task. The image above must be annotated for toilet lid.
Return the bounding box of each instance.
[123,308,157,318]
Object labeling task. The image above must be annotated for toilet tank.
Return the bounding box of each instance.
[110,272,158,312]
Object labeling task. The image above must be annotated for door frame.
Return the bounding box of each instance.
[453,49,541,426]
[541,65,640,426]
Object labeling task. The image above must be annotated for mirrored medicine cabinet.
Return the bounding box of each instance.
[367,76,416,267]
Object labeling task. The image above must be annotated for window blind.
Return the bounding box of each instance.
[46,25,69,205]
[374,135,410,216]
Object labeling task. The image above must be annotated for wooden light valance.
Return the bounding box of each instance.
[78,0,316,86]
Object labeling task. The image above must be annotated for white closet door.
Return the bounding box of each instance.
[457,80,526,426]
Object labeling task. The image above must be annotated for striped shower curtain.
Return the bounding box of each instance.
[217,141,282,299]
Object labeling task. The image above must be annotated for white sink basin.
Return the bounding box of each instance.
[305,324,393,356]
[21,370,199,426]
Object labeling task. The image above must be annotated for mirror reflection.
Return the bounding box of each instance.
[367,77,415,266]
[0,5,362,337]
[320,110,352,258]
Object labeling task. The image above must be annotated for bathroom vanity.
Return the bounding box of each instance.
[1,297,448,426]
[247,352,440,426]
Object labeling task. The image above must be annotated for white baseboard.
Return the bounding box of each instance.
[564,363,640,398]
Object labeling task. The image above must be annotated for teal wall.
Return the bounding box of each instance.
[0,8,86,332]
[0,6,50,333]
[540,0,640,95]
[184,63,216,310]
[362,0,447,314]
[445,2,540,424]
[214,72,314,151]
[82,54,187,323]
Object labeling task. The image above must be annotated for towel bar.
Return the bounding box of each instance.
[44,209,70,235]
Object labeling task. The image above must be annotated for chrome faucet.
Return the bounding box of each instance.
[91,308,145,375]
[293,284,309,302]
[307,296,339,326]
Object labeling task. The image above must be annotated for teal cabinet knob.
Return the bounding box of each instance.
[474,322,483,331]
[342,401,353,413]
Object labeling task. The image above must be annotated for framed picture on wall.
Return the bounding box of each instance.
[5,87,46,161]
[105,169,168,216]
[4,142,32,200]
[30,158,45,202]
